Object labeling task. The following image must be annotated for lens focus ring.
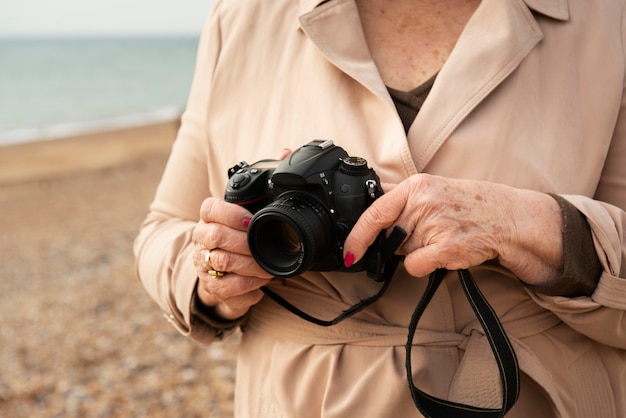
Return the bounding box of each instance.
[248,193,335,277]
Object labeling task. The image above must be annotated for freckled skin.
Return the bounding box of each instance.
[356,0,481,90]
[343,174,563,285]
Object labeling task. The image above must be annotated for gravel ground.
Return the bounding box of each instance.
[0,150,239,417]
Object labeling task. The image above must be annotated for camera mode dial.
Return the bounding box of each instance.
[339,156,369,176]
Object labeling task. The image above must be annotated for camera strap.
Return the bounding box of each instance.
[260,226,407,327]
[406,268,520,417]
[260,229,520,417]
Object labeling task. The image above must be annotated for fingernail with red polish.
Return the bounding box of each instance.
[243,217,251,228]
[344,252,355,268]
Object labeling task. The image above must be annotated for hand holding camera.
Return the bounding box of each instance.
[191,149,291,321]
[342,171,564,287]
[192,196,273,320]
[194,139,405,321]
[225,139,392,280]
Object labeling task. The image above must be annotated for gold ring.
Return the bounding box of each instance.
[204,250,225,278]
[204,250,213,271]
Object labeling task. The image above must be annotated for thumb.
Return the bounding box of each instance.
[276,148,292,160]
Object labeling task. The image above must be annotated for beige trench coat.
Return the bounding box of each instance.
[134,0,626,416]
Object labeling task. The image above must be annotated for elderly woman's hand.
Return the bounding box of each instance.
[343,174,564,286]
[191,148,291,321]
[192,197,273,320]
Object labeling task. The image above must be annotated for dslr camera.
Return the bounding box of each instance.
[224,140,387,279]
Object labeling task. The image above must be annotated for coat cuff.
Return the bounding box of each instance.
[527,194,602,297]
[164,244,244,345]
[527,269,626,311]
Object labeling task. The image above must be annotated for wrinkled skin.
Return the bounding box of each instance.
[193,170,563,321]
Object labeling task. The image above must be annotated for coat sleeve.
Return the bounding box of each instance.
[133,1,234,345]
[528,83,626,349]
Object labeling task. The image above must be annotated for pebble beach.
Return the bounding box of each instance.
[0,121,238,417]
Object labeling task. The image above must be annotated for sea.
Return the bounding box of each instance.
[0,36,200,146]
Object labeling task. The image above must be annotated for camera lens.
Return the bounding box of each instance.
[248,192,335,277]
[273,222,303,255]
[258,220,302,267]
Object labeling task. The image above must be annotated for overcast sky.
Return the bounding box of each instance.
[0,0,215,37]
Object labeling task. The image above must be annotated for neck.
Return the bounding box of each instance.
[355,0,481,90]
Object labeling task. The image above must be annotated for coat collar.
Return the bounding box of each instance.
[296,0,569,97]
[298,0,570,173]
[299,0,389,104]
[299,0,570,20]
[524,0,569,20]
[299,0,329,15]
[410,0,555,172]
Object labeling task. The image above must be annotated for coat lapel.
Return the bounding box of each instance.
[409,0,563,172]
[298,0,394,108]
[299,0,570,175]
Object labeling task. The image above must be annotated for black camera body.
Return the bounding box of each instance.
[225,140,384,278]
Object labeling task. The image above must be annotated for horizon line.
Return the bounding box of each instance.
[0,31,202,39]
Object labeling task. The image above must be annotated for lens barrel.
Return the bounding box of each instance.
[248,192,335,277]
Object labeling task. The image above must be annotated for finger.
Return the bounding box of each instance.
[215,290,265,320]
[277,148,292,160]
[197,274,268,320]
[401,237,494,278]
[198,273,270,304]
[343,189,407,263]
[401,246,446,278]
[192,246,272,279]
[380,182,398,193]
[193,223,252,256]
[200,197,253,230]
[207,249,273,279]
